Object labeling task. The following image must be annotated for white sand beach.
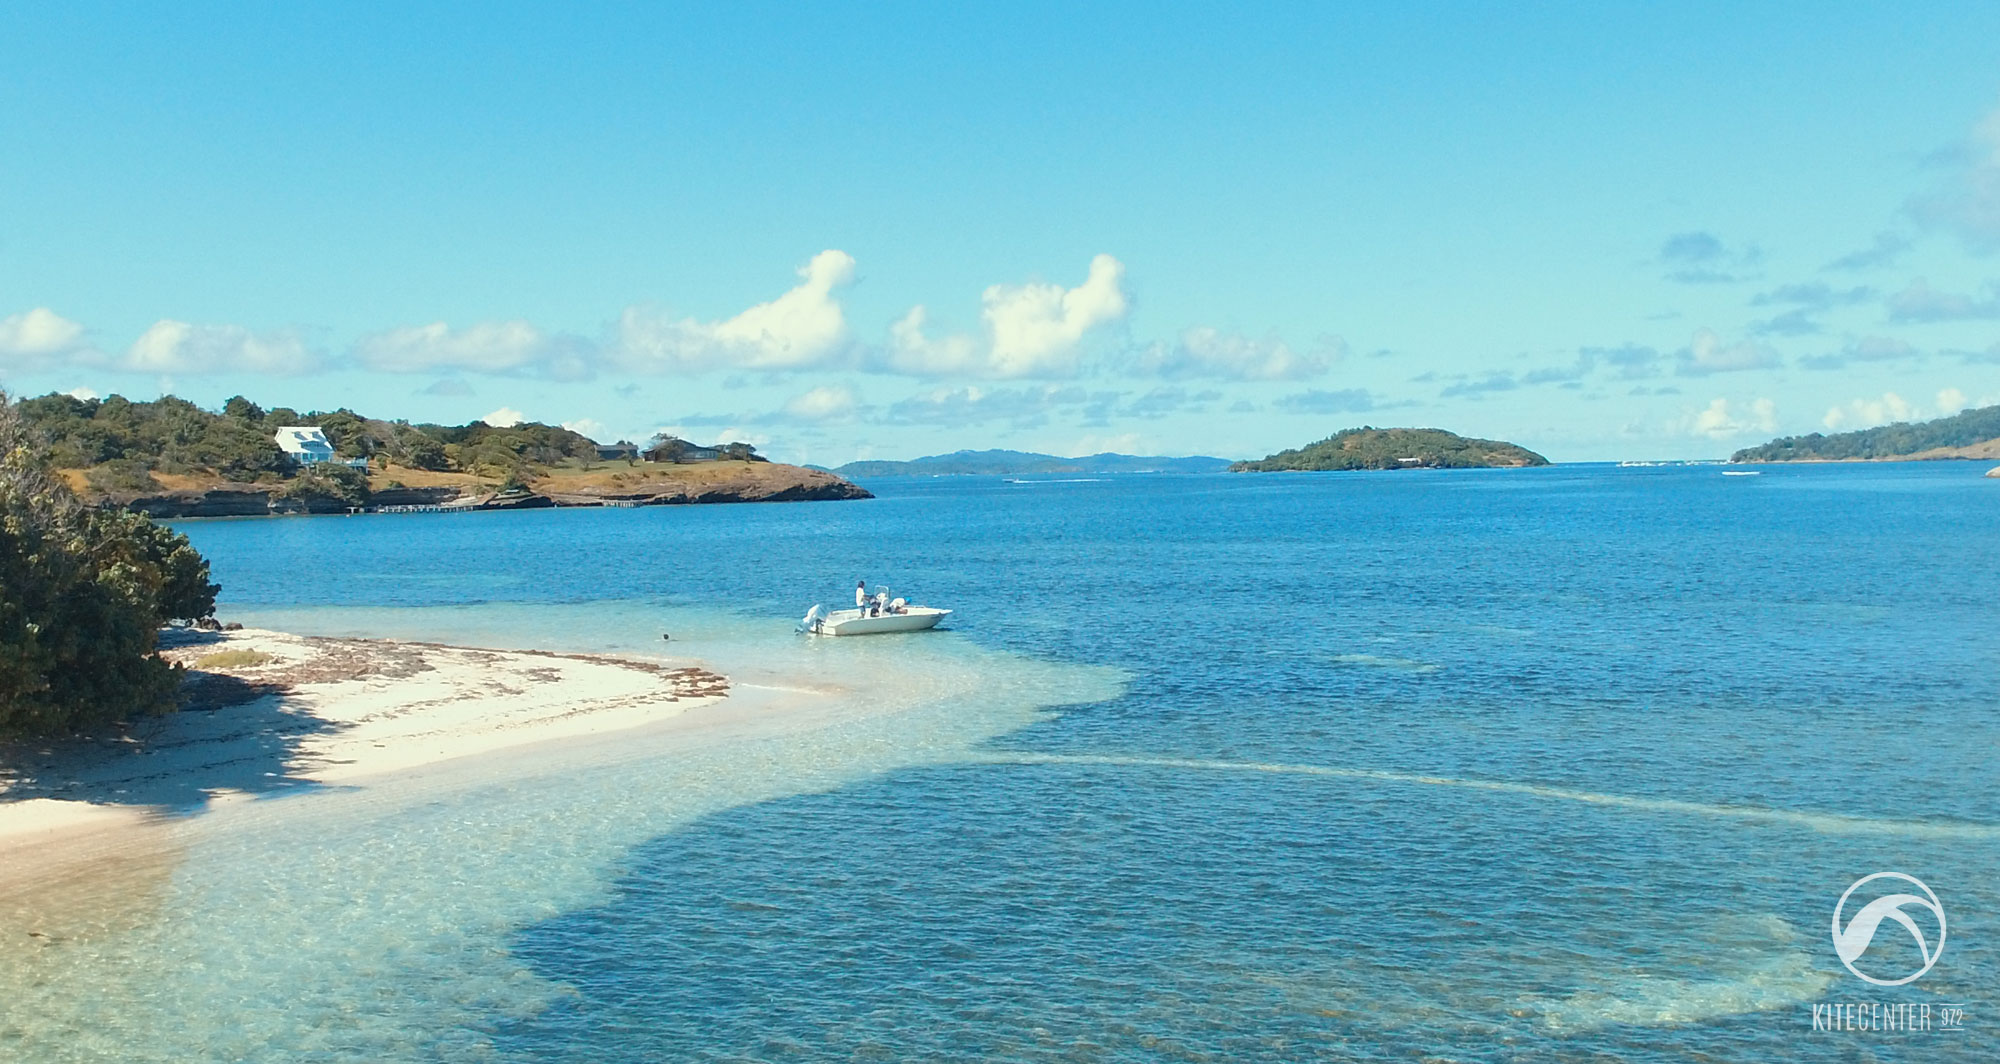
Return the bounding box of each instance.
[0,628,752,896]
[0,607,1119,1064]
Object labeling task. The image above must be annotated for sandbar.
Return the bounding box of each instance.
[0,628,766,896]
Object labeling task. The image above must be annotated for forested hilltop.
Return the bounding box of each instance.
[9,392,867,516]
[1731,404,2000,462]
[1233,427,1549,471]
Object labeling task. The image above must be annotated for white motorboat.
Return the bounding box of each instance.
[801,600,951,636]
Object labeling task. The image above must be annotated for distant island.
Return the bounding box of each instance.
[1232,427,1550,471]
[11,391,869,518]
[1732,404,2000,463]
[836,449,1234,477]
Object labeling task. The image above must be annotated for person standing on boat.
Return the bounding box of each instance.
[856,580,868,615]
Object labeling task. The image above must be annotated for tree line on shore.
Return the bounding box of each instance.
[11,391,764,507]
[0,388,777,736]
[1,391,219,737]
[1730,404,2000,462]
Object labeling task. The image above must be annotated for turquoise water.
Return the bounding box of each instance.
[26,463,2000,1060]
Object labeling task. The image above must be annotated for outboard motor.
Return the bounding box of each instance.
[800,604,826,634]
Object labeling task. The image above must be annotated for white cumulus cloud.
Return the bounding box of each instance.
[782,385,860,422]
[985,254,1128,375]
[126,320,318,375]
[886,307,980,374]
[1682,397,1777,439]
[682,427,767,449]
[616,250,857,372]
[356,320,593,379]
[1823,392,1917,430]
[885,254,1129,377]
[1824,389,1985,431]
[8,253,1143,387]
[0,307,88,362]
[480,407,527,428]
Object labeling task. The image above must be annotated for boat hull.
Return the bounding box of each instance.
[814,607,950,636]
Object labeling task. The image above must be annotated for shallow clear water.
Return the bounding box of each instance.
[10,463,1998,1061]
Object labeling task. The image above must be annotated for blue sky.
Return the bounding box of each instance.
[4,2,2000,464]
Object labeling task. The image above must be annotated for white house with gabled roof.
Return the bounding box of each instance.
[274,426,335,463]
[274,426,367,470]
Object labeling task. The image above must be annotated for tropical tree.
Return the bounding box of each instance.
[645,435,694,463]
[1,391,219,736]
[223,395,265,421]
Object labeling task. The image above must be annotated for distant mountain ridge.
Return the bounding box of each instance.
[1233,427,1549,471]
[1732,404,2000,462]
[836,449,1234,477]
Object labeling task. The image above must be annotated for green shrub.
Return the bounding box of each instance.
[280,463,370,507]
[86,457,160,494]
[1,392,220,736]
